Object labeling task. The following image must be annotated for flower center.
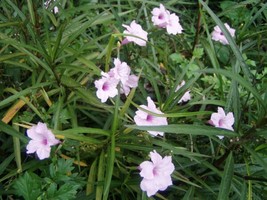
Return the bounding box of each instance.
[146,115,153,122]
[102,82,109,91]
[218,118,225,126]
[158,13,164,20]
[220,32,224,36]
[152,167,158,176]
[42,138,48,145]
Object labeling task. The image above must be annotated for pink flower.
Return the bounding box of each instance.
[209,107,235,139]
[122,20,148,46]
[94,72,119,103]
[121,74,139,96]
[151,4,170,28]
[26,122,60,160]
[151,4,183,35]
[166,13,183,35]
[175,80,191,103]
[139,150,175,197]
[134,97,168,137]
[211,23,235,45]
[110,58,139,96]
[110,58,131,85]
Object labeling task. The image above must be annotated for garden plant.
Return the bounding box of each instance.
[0,0,267,199]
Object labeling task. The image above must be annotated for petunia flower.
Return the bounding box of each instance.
[211,23,235,45]
[139,150,175,197]
[151,4,183,35]
[94,72,119,103]
[175,80,191,103]
[26,122,60,160]
[134,97,168,137]
[122,20,148,46]
[209,107,235,139]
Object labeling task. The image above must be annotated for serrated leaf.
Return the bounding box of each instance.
[13,172,42,200]
[193,48,204,59]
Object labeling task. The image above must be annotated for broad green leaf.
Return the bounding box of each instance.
[13,172,42,200]
[127,124,237,137]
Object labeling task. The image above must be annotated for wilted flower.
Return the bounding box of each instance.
[209,107,235,139]
[175,80,191,103]
[211,23,235,45]
[134,97,168,137]
[151,4,183,35]
[26,122,60,160]
[122,20,148,46]
[94,72,119,103]
[139,150,175,197]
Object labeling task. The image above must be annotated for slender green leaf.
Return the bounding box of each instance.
[217,152,234,200]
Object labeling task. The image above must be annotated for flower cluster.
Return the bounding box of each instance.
[211,23,235,45]
[26,122,60,160]
[94,58,139,103]
[151,4,183,35]
[139,150,175,197]
[25,3,238,198]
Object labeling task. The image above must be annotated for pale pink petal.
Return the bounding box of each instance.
[26,140,41,154]
[126,74,139,88]
[225,112,235,126]
[139,161,154,179]
[209,107,235,132]
[211,23,235,45]
[151,4,169,28]
[140,178,159,197]
[134,97,167,137]
[26,122,59,160]
[36,145,51,160]
[94,75,119,103]
[139,150,174,197]
[122,20,148,46]
[150,150,162,165]
[166,14,183,35]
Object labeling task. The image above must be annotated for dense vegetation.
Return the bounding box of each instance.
[0,0,266,199]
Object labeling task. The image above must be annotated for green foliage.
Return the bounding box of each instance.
[0,0,267,199]
[12,158,84,200]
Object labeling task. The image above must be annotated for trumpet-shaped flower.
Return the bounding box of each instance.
[166,13,183,35]
[122,20,148,46]
[139,150,175,197]
[151,4,183,35]
[211,23,235,45]
[26,122,60,160]
[151,4,170,28]
[134,97,168,136]
[94,72,119,103]
[175,80,191,103]
[209,107,235,139]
